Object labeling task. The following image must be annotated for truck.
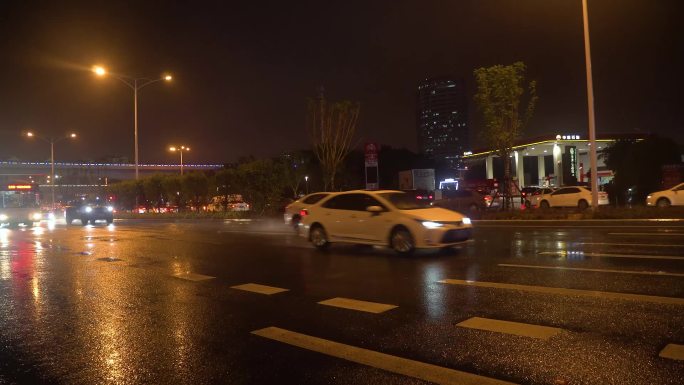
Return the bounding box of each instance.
[399,169,435,191]
[399,169,436,201]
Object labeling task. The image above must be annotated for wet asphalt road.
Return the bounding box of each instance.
[0,219,683,385]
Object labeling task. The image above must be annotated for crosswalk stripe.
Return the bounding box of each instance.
[318,297,397,314]
[251,326,516,385]
[499,263,684,277]
[172,272,215,281]
[579,242,684,248]
[659,344,684,360]
[456,317,562,340]
[609,232,684,236]
[231,283,289,295]
[538,251,684,261]
[438,279,684,305]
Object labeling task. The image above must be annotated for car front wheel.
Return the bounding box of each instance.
[540,200,550,209]
[310,225,329,250]
[578,199,589,210]
[390,227,415,255]
[656,198,671,208]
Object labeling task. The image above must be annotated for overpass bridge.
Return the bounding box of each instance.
[0,161,224,199]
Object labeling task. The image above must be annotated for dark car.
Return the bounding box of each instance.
[433,189,489,213]
[65,200,114,225]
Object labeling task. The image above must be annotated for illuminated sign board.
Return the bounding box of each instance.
[7,184,32,190]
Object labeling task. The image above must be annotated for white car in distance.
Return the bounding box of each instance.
[300,190,473,254]
[537,186,609,209]
[646,182,684,207]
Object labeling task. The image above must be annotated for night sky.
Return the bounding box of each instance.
[0,0,682,163]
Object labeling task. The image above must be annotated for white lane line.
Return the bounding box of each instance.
[579,242,684,248]
[659,343,684,360]
[318,297,398,314]
[438,279,684,305]
[499,263,684,277]
[609,232,684,236]
[456,317,562,340]
[172,272,215,281]
[251,326,516,385]
[538,251,684,261]
[231,283,289,295]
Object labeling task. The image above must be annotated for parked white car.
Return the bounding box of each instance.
[300,190,473,254]
[646,183,684,207]
[536,186,609,209]
[283,193,331,229]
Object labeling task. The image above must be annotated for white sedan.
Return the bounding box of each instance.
[537,186,609,209]
[646,183,684,207]
[300,190,472,254]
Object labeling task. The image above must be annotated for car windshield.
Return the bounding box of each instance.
[379,192,431,210]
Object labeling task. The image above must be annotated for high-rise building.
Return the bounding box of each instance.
[417,77,468,169]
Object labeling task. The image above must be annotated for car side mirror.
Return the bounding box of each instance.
[366,206,384,215]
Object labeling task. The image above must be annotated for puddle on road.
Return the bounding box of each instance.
[96,257,123,262]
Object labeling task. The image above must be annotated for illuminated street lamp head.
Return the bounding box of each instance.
[92,65,106,76]
[169,146,176,152]
[26,132,34,137]
[164,74,173,81]
[69,133,77,138]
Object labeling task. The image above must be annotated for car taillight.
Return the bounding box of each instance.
[417,196,423,200]
[299,209,308,216]
[428,195,433,199]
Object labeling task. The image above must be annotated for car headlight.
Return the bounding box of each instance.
[646,195,652,199]
[0,214,7,221]
[47,212,56,220]
[32,213,42,221]
[106,206,114,212]
[462,217,471,225]
[421,221,443,229]
[84,206,93,213]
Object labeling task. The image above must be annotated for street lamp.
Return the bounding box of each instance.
[92,65,173,180]
[581,0,599,209]
[169,145,190,175]
[304,175,309,194]
[25,131,77,209]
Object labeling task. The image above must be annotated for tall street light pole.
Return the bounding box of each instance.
[169,146,190,175]
[26,131,77,209]
[581,0,599,209]
[92,66,172,180]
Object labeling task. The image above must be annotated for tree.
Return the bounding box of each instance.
[280,151,312,198]
[601,135,681,205]
[182,172,210,208]
[142,174,165,208]
[237,158,287,215]
[107,179,140,210]
[307,90,360,191]
[474,62,537,209]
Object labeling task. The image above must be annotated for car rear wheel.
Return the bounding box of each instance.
[578,199,589,210]
[657,198,671,208]
[540,200,550,209]
[81,218,89,226]
[106,217,114,225]
[390,227,415,255]
[310,225,329,250]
